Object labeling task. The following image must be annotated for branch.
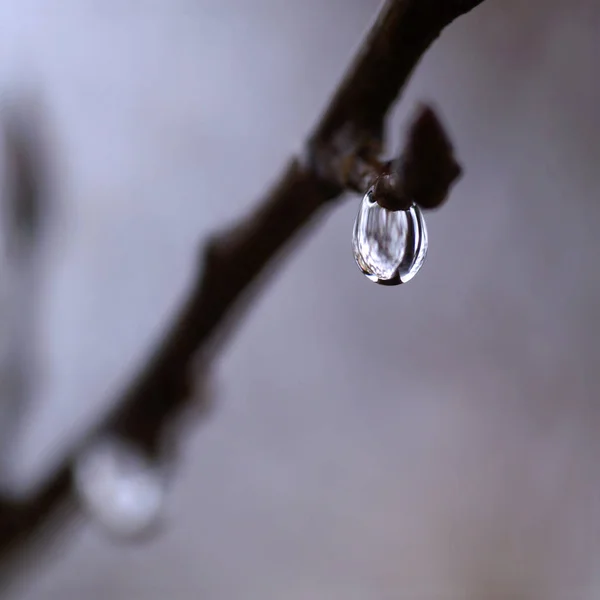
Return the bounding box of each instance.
[0,0,486,574]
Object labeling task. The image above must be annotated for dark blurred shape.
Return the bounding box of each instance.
[3,110,44,244]
[0,101,50,491]
[389,104,462,210]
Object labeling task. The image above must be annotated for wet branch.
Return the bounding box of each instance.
[0,0,486,574]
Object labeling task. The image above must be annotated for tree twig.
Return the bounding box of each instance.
[0,0,486,575]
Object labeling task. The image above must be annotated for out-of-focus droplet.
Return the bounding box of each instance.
[352,186,428,285]
[74,436,165,540]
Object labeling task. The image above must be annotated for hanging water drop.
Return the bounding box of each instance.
[352,185,428,285]
[74,435,166,540]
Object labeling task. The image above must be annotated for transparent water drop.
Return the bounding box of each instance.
[74,436,166,540]
[352,186,428,285]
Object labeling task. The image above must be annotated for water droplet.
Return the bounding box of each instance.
[352,187,428,285]
[74,436,166,540]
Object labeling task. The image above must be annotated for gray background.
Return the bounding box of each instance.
[0,0,599,598]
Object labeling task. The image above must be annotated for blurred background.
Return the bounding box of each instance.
[0,0,599,598]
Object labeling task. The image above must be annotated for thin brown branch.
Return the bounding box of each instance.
[0,0,486,575]
[311,0,484,144]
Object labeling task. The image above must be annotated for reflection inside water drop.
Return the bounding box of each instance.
[74,436,165,539]
[352,187,428,285]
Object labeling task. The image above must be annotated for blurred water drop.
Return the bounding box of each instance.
[352,186,428,285]
[74,436,166,540]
